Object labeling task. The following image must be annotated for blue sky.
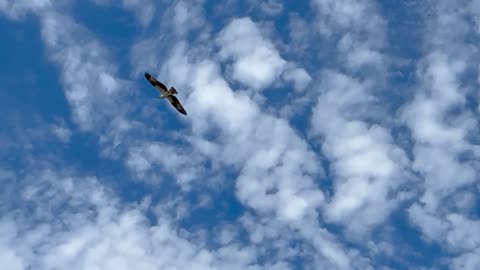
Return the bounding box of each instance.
[1,0,479,269]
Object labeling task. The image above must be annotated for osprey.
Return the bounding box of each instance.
[144,72,187,115]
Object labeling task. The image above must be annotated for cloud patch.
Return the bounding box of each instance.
[216,17,287,91]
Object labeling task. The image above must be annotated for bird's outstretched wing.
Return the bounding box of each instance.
[144,72,168,95]
[168,95,187,115]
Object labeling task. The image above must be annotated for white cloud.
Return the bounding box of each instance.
[0,219,25,270]
[402,3,479,205]
[337,33,384,70]
[451,250,480,270]
[126,141,209,190]
[39,12,132,134]
[172,0,206,36]
[121,0,155,27]
[157,50,370,269]
[0,164,265,270]
[90,0,156,27]
[312,0,386,74]
[0,2,366,269]
[258,0,283,16]
[0,157,368,270]
[216,17,287,91]
[400,1,480,268]
[312,0,383,38]
[0,0,52,19]
[287,14,311,56]
[281,65,312,92]
[50,120,72,143]
[472,2,480,34]
[127,7,371,265]
[308,0,414,241]
[314,111,410,237]
[445,214,480,251]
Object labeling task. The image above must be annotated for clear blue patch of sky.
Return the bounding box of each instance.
[387,208,449,269]
[0,17,70,123]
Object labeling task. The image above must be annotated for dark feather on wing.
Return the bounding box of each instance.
[169,95,187,115]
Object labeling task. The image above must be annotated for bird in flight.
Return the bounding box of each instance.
[144,72,187,115]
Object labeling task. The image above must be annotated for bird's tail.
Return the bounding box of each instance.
[169,87,178,94]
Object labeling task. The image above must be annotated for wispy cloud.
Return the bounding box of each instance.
[308,0,414,241]
[401,1,480,268]
[89,0,156,27]
[0,162,265,270]
[0,0,52,19]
